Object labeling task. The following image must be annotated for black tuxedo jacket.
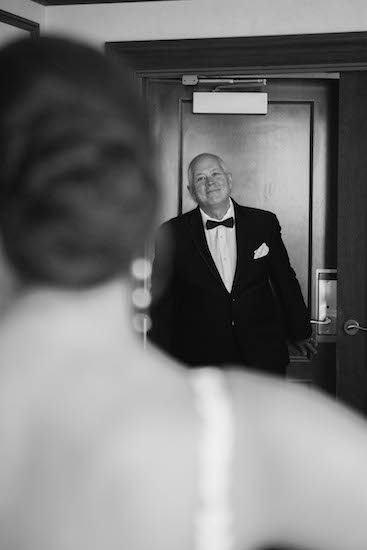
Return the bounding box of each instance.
[149,200,311,373]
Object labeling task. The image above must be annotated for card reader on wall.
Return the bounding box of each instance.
[193,92,268,114]
[315,269,337,341]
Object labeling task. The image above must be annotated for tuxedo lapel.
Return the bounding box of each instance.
[232,201,254,293]
[188,207,227,290]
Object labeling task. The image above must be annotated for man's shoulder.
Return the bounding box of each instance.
[234,201,277,221]
[160,208,198,230]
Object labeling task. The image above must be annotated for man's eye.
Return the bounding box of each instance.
[196,176,205,184]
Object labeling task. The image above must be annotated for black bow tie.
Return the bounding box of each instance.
[206,217,234,230]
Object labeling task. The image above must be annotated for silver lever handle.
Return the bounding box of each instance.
[344,319,367,335]
[311,317,331,325]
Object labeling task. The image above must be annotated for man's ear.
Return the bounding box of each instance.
[187,184,196,202]
[227,172,233,192]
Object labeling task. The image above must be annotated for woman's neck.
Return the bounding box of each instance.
[0,278,140,351]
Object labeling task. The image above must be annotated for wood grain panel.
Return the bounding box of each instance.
[337,72,367,412]
[107,32,367,75]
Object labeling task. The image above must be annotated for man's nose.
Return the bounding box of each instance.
[206,176,215,185]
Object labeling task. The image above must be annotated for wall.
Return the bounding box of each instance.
[45,0,367,47]
[0,0,45,46]
[0,0,44,25]
[0,21,29,43]
[0,1,365,48]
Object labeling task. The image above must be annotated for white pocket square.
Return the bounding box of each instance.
[253,242,269,259]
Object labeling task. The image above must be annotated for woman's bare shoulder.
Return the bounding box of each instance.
[226,368,367,550]
[226,367,367,458]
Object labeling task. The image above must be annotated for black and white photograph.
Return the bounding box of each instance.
[0,1,367,549]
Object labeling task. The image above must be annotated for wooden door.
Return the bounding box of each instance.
[337,72,367,412]
[148,78,338,392]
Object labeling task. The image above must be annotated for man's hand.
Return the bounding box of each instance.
[290,337,318,358]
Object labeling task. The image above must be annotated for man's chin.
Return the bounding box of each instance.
[207,195,227,205]
[206,191,223,201]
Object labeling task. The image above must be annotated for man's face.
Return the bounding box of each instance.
[188,155,232,211]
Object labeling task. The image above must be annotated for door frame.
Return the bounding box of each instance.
[107,32,367,410]
[106,32,367,75]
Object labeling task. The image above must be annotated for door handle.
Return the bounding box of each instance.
[311,317,332,326]
[344,319,367,335]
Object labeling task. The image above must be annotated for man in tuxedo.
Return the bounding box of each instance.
[149,153,316,374]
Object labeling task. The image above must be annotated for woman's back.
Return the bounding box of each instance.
[0,286,273,550]
[0,283,198,550]
[1,284,367,550]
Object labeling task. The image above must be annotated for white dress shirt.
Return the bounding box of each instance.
[200,199,237,292]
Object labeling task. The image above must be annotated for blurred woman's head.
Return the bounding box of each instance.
[0,36,158,288]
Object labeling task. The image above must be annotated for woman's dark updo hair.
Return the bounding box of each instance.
[0,35,158,287]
